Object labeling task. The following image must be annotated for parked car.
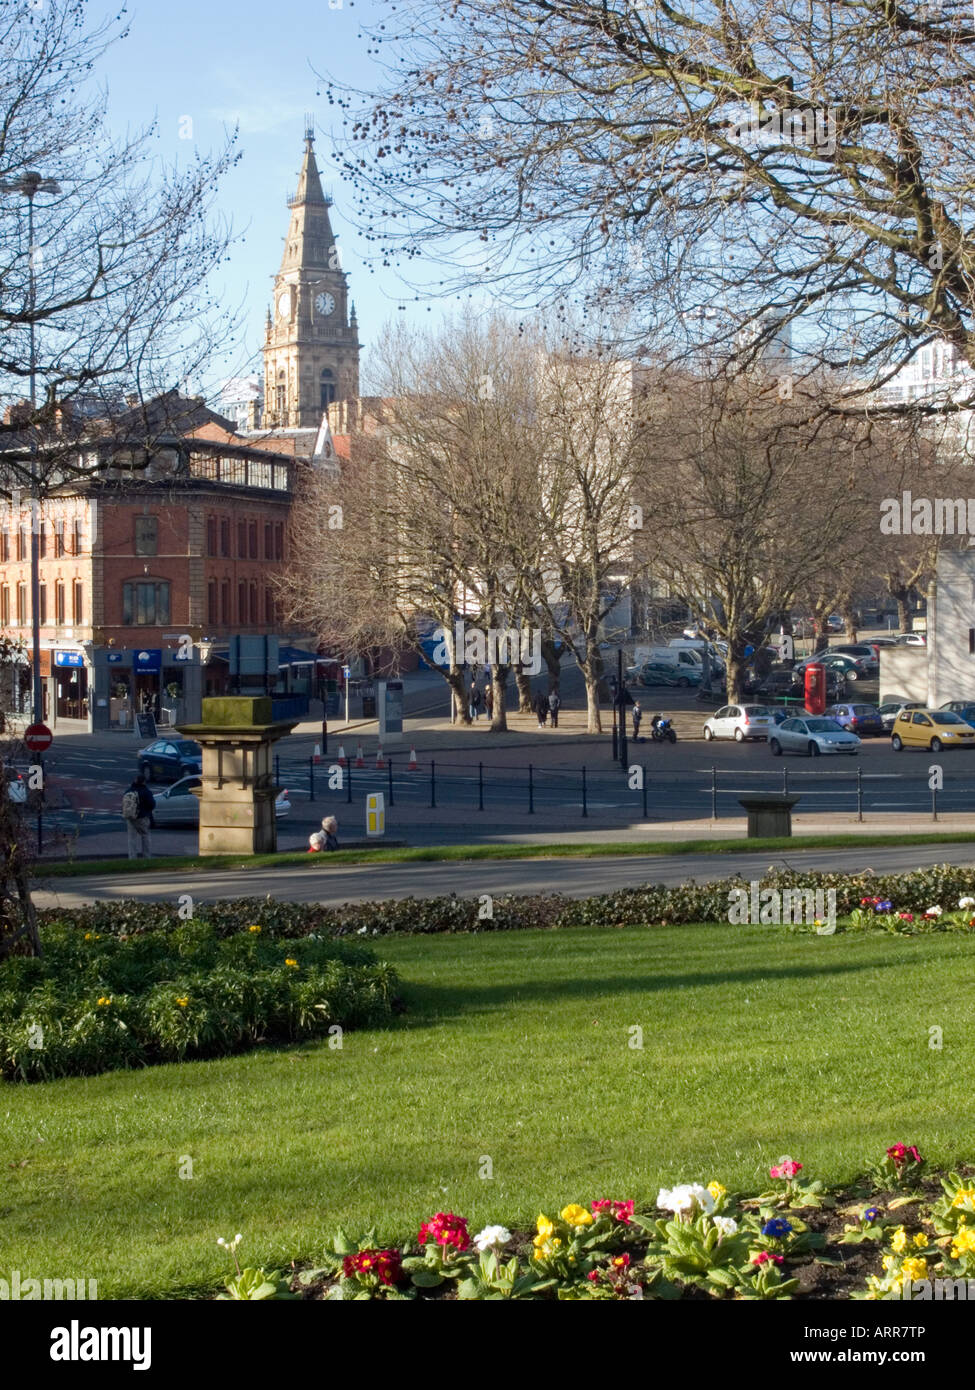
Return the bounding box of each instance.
[895,632,927,646]
[754,670,800,700]
[878,700,925,731]
[827,614,845,631]
[769,717,861,757]
[137,738,203,783]
[825,703,885,737]
[939,701,975,726]
[151,775,292,826]
[4,767,27,803]
[626,660,702,688]
[795,653,869,682]
[827,644,880,674]
[891,709,975,752]
[870,636,899,648]
[703,704,776,742]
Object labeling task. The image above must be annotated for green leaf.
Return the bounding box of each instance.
[333,1227,357,1255]
[411,1269,445,1289]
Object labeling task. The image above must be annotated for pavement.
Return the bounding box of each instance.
[32,837,975,910]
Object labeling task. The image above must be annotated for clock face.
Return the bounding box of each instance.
[315,292,336,317]
[277,291,291,318]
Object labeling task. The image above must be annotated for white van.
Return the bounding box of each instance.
[633,646,701,670]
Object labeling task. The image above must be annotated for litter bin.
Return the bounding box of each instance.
[737,792,800,838]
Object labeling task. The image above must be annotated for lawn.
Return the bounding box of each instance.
[3,921,974,1298]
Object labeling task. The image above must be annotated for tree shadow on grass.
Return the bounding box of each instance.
[383,953,908,1031]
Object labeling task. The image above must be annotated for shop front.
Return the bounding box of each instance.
[53,650,89,722]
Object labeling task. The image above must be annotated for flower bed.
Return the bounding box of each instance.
[37,863,975,943]
[0,919,399,1081]
[214,1148,975,1300]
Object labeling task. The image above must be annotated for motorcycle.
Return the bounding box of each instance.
[650,714,677,744]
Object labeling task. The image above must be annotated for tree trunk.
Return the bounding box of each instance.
[541,637,562,694]
[490,666,510,731]
[444,669,472,724]
[894,590,913,632]
[842,602,858,643]
[581,663,603,733]
[514,669,534,713]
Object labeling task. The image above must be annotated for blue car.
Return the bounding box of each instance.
[137,738,203,784]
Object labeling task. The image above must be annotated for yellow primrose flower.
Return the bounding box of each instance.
[707,1181,726,1203]
[951,1228,975,1259]
[536,1214,555,1239]
[951,1187,975,1210]
[248,924,261,934]
[560,1204,593,1227]
[84,932,94,941]
[284,958,299,969]
[913,1232,927,1249]
[890,1226,908,1254]
[881,1255,895,1271]
[533,1237,562,1259]
[96,996,111,1007]
[901,1257,927,1283]
[176,997,189,1008]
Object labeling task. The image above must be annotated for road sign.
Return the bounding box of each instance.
[24,722,53,752]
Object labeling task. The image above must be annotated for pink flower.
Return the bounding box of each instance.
[592,1198,635,1225]
[752,1251,784,1266]
[770,1160,802,1180]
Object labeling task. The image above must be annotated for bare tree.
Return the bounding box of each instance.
[0,0,241,500]
[0,635,40,958]
[326,1,975,411]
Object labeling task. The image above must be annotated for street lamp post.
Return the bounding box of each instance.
[0,171,62,726]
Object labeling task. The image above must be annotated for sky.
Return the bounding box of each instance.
[95,0,458,398]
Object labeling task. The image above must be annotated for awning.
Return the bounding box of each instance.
[277,645,321,667]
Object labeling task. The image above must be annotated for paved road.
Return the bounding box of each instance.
[33,841,975,910]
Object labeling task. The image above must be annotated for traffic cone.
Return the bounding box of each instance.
[337,745,347,767]
[313,743,321,764]
[407,745,418,771]
[354,742,365,768]
[375,743,386,769]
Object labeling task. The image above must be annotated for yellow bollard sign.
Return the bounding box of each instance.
[366,792,385,837]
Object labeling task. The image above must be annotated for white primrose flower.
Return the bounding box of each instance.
[657,1183,715,1216]
[713,1216,738,1237]
[959,898,975,909]
[474,1224,512,1252]
[925,905,943,916]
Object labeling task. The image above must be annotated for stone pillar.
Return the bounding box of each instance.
[178,696,298,855]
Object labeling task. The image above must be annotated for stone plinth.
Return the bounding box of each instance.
[178,697,299,855]
[737,793,801,838]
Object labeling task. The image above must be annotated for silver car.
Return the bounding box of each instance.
[151,775,292,826]
[769,716,861,757]
[703,704,775,742]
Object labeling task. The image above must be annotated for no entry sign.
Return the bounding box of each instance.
[24,723,53,753]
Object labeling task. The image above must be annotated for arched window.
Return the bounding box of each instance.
[275,368,286,419]
[320,368,336,409]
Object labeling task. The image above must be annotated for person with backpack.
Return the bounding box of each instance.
[122,773,155,860]
[548,689,561,728]
[631,702,643,741]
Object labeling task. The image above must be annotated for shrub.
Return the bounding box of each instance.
[0,919,398,1082]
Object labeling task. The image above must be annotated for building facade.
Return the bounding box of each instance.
[1,435,297,729]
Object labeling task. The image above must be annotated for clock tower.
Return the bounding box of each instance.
[262,124,360,429]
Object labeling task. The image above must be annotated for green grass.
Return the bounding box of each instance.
[35,829,975,877]
[3,921,974,1297]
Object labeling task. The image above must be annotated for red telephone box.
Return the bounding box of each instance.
[804,662,826,715]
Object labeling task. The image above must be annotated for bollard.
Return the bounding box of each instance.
[388,756,394,807]
[582,765,588,818]
[932,777,938,822]
[478,761,484,812]
[309,756,315,802]
[528,763,534,814]
[642,766,647,819]
[430,759,436,809]
[857,765,863,822]
[711,765,717,820]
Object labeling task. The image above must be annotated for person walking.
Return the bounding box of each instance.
[535,691,548,727]
[485,684,494,720]
[121,773,155,859]
[631,701,643,741]
[548,688,561,728]
[469,682,483,721]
